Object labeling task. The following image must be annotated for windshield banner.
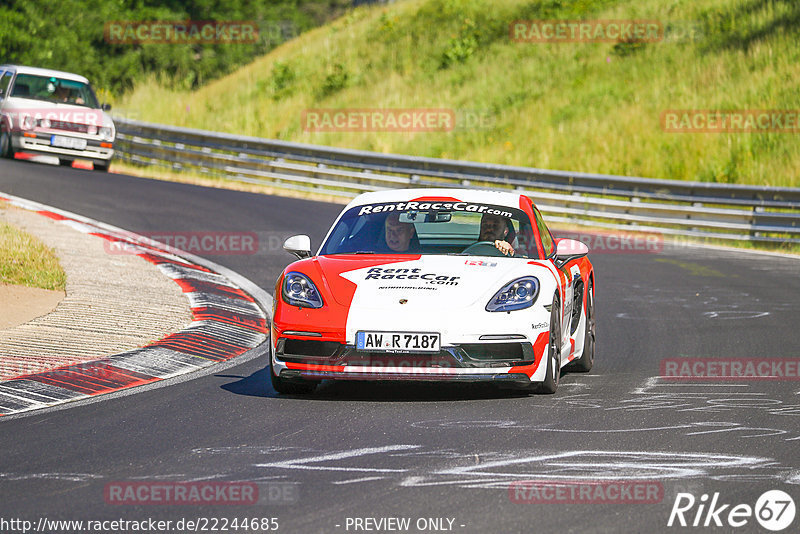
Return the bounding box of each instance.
[357,202,513,218]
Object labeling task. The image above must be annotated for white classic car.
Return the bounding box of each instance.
[0,65,115,171]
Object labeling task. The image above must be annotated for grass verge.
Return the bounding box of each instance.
[0,217,67,291]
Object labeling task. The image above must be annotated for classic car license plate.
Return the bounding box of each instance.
[356,331,440,353]
[50,135,87,150]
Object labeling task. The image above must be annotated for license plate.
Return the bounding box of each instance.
[50,135,87,150]
[356,331,440,353]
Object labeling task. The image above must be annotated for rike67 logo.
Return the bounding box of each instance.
[668,490,795,531]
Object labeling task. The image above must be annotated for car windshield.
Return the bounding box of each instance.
[10,74,100,108]
[319,200,542,259]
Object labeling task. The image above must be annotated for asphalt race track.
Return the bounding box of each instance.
[1,158,799,533]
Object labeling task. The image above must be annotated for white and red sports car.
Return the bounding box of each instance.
[270,189,595,394]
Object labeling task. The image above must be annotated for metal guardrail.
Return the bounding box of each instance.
[113,117,800,245]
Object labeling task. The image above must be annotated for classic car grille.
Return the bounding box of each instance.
[40,120,90,133]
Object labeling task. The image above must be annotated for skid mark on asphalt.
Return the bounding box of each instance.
[411,419,791,438]
[4,445,795,493]
[332,476,387,485]
[255,445,421,473]
[411,377,800,441]
[399,451,775,489]
[244,445,797,489]
[0,472,101,481]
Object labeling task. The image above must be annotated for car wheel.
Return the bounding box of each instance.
[534,295,561,394]
[0,131,13,159]
[269,355,317,395]
[59,158,74,167]
[94,161,110,172]
[570,281,595,372]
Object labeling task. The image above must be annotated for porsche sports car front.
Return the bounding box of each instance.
[270,189,594,395]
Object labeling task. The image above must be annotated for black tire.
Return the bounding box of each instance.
[0,131,13,159]
[569,281,595,372]
[94,161,110,172]
[59,158,74,167]
[269,355,317,395]
[534,295,561,394]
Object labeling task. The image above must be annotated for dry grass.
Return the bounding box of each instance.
[0,217,66,291]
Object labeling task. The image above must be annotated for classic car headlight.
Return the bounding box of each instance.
[99,126,114,142]
[22,115,34,130]
[486,276,539,312]
[39,118,51,129]
[282,272,323,309]
[87,124,98,135]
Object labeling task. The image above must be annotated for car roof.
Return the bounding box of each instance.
[0,65,90,84]
[345,188,529,211]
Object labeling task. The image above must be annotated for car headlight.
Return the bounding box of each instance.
[282,272,323,309]
[87,124,98,135]
[22,115,34,130]
[486,276,539,312]
[99,126,113,141]
[40,118,51,129]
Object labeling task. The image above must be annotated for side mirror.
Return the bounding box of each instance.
[101,103,112,111]
[283,234,312,259]
[554,238,589,266]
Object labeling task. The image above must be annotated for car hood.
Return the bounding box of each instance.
[315,254,539,310]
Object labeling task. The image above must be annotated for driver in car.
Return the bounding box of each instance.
[479,213,515,256]
[383,212,417,252]
[53,83,84,105]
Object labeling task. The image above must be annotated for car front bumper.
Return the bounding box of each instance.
[12,132,114,162]
[272,334,550,385]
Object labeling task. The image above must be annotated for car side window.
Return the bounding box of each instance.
[534,208,555,258]
[0,71,10,99]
